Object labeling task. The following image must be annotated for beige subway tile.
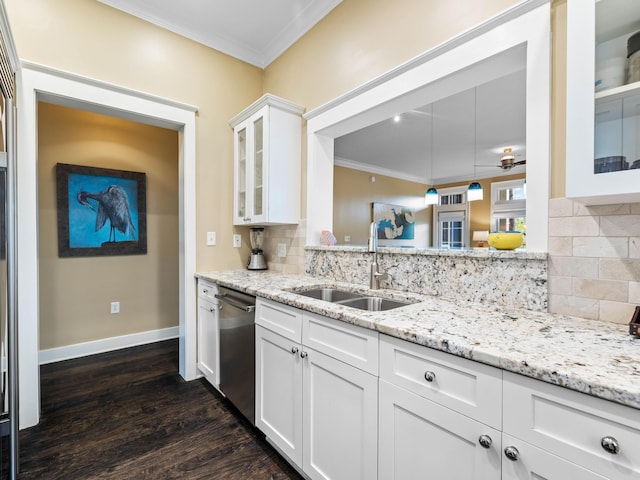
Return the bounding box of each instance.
[629,282,640,303]
[574,203,630,216]
[548,216,599,237]
[600,215,640,236]
[548,275,572,295]
[599,300,637,325]
[548,294,599,319]
[572,237,628,258]
[548,198,574,217]
[548,256,598,278]
[571,278,628,302]
[599,258,640,281]
[548,237,572,256]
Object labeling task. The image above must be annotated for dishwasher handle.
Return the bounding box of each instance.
[215,293,256,313]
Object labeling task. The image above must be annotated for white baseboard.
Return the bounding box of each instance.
[39,326,180,365]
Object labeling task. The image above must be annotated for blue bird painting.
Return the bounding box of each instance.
[77,185,136,243]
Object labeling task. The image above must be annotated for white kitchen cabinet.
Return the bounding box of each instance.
[255,324,303,466]
[503,371,640,480]
[378,334,502,480]
[379,379,501,480]
[566,0,640,204]
[255,298,378,480]
[501,433,607,480]
[229,94,304,225]
[197,280,219,389]
[303,347,378,480]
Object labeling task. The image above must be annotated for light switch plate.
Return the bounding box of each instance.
[206,231,216,246]
[233,234,242,248]
[110,301,120,314]
[277,243,286,257]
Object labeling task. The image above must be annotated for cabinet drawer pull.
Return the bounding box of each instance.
[300,351,308,359]
[478,435,492,449]
[504,446,519,461]
[291,346,299,355]
[424,371,436,382]
[601,436,619,454]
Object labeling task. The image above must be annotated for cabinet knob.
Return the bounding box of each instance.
[424,371,436,382]
[300,351,308,359]
[504,446,519,462]
[478,435,492,449]
[203,289,208,294]
[209,307,215,312]
[601,436,619,455]
[291,346,299,355]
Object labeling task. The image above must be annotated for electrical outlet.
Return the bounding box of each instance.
[277,243,286,257]
[207,231,216,246]
[110,301,120,314]
[233,234,242,248]
[344,235,351,243]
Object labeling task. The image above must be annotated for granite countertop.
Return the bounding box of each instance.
[196,270,640,410]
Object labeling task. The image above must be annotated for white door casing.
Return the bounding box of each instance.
[17,62,198,428]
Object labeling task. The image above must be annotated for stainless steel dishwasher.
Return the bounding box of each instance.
[215,286,256,425]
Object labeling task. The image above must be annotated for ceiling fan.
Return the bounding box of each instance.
[496,147,526,170]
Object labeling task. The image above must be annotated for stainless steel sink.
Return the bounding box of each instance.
[294,288,411,311]
[338,296,411,311]
[294,288,362,302]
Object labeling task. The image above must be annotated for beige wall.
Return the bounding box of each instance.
[333,167,431,245]
[37,102,179,349]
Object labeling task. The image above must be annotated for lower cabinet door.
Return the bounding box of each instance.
[501,433,607,480]
[197,297,218,386]
[378,379,501,480]
[302,347,378,480]
[255,325,303,467]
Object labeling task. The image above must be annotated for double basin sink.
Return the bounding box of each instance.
[293,287,411,311]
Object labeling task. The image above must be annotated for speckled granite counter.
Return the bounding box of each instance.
[196,270,640,410]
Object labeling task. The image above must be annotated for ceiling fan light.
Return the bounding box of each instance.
[467,181,483,201]
[425,187,438,205]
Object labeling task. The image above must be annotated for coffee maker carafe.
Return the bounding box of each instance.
[247,227,267,270]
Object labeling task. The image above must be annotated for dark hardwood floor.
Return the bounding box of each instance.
[16,339,303,480]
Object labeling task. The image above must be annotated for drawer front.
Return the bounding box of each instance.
[379,334,502,429]
[503,371,640,480]
[198,280,218,302]
[302,312,379,375]
[256,298,302,342]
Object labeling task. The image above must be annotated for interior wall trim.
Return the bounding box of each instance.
[38,327,180,365]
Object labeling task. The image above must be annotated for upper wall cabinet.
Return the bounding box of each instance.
[566,0,640,204]
[230,94,304,225]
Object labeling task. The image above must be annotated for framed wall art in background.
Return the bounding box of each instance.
[56,163,147,257]
[372,202,415,246]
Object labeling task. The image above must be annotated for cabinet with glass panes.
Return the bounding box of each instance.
[566,0,640,204]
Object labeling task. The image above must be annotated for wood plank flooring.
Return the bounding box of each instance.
[15,339,303,480]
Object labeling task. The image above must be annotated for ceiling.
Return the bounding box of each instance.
[334,68,527,185]
[98,0,343,68]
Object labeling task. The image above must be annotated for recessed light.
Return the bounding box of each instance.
[393,115,401,123]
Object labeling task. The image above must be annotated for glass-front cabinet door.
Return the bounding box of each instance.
[566,0,640,204]
[232,110,269,225]
[234,125,247,223]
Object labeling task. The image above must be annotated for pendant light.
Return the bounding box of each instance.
[467,87,483,202]
[425,105,438,205]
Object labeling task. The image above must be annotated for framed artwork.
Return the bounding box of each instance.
[56,163,147,257]
[372,202,415,246]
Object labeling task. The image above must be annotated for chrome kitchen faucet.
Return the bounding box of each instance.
[368,222,390,289]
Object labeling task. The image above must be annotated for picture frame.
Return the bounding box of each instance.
[372,202,416,247]
[56,163,147,257]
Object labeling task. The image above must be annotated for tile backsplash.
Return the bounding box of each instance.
[262,220,306,274]
[548,198,640,324]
